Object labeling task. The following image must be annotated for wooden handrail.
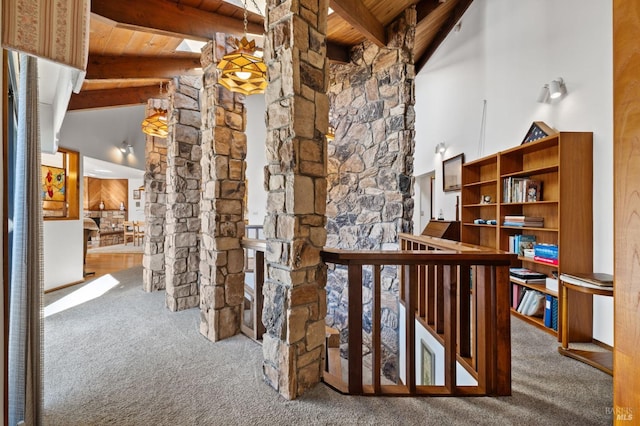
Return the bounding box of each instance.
[321,235,516,397]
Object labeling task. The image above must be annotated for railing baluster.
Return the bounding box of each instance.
[348,264,363,395]
[494,265,512,396]
[458,265,471,358]
[443,264,457,393]
[435,265,444,334]
[254,250,265,339]
[372,265,382,393]
[404,264,417,393]
[427,264,435,325]
[475,265,491,393]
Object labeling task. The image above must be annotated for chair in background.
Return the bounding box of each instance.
[133,221,145,246]
[123,221,135,245]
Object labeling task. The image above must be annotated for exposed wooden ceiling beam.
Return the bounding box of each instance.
[86,55,202,79]
[416,0,442,22]
[330,0,386,47]
[415,0,474,73]
[91,0,264,41]
[68,85,168,110]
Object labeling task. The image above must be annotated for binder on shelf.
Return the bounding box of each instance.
[551,297,559,331]
[544,294,553,328]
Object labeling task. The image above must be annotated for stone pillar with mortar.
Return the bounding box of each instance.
[164,76,203,311]
[143,98,169,292]
[262,0,329,400]
[199,35,248,341]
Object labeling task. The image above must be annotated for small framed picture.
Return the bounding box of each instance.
[442,153,464,192]
[133,189,141,200]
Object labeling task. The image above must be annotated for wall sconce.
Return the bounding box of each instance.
[537,78,567,103]
[119,141,133,155]
[435,142,446,154]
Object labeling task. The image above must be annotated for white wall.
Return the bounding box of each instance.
[60,105,147,170]
[127,177,145,222]
[414,0,613,345]
[245,94,268,226]
[44,220,84,291]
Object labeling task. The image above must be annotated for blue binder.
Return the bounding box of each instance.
[544,294,553,328]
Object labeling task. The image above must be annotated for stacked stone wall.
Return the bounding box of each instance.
[143,99,169,292]
[262,0,329,400]
[199,35,248,341]
[325,8,417,381]
[165,76,203,311]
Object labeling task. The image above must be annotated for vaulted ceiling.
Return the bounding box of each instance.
[69,0,473,111]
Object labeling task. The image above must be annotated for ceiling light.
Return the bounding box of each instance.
[217,0,267,95]
[538,77,567,103]
[549,78,566,99]
[141,108,169,138]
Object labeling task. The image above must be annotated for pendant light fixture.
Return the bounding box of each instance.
[141,82,169,138]
[216,0,267,95]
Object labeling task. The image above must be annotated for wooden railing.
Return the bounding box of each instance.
[240,233,515,396]
[321,235,516,397]
[240,237,266,341]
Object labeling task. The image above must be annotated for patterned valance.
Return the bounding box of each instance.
[2,0,89,71]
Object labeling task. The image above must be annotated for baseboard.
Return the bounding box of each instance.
[592,338,613,351]
[45,278,85,294]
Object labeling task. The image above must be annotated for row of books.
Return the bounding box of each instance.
[511,283,558,330]
[503,215,544,228]
[503,177,543,203]
[508,234,536,257]
[534,243,558,265]
[512,286,545,316]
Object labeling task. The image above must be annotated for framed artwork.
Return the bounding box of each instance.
[421,339,435,385]
[442,153,464,192]
[133,189,141,200]
[41,165,66,201]
[521,121,558,144]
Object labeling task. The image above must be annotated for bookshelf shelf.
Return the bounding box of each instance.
[510,308,551,334]
[461,130,593,342]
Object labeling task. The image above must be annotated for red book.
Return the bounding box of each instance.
[534,255,559,266]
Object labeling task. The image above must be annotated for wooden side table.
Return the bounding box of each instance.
[558,274,613,375]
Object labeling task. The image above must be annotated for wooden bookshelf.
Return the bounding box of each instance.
[461,131,593,341]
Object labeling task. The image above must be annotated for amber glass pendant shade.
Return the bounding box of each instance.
[217,37,267,95]
[141,108,169,138]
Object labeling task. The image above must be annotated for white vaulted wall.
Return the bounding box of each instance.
[413,0,613,344]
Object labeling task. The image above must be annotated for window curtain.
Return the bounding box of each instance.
[8,54,43,426]
[1,0,89,71]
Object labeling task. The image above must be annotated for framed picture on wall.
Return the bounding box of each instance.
[442,153,464,192]
[421,339,435,385]
[133,189,141,200]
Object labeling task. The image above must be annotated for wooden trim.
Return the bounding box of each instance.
[330,0,386,47]
[347,264,363,395]
[44,279,85,294]
[68,85,169,111]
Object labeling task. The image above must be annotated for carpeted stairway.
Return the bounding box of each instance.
[43,266,612,425]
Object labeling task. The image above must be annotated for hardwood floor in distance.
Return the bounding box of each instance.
[84,252,143,281]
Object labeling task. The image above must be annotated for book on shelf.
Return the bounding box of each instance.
[510,267,547,280]
[544,295,553,328]
[533,255,559,266]
[503,216,544,227]
[551,297,558,331]
[510,275,546,285]
[518,235,536,256]
[534,243,558,259]
[516,289,545,317]
[502,178,544,203]
[561,272,613,287]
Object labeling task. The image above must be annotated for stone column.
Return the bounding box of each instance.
[164,76,202,311]
[262,0,329,400]
[143,99,168,292]
[199,35,248,341]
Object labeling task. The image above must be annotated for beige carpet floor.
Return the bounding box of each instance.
[43,266,613,425]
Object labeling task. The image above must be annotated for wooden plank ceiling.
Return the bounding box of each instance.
[70,0,473,110]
